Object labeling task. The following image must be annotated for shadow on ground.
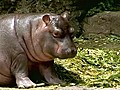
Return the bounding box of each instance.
[29,63,84,86]
[54,64,84,85]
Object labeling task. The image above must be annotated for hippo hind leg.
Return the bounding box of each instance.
[39,61,64,85]
[0,74,15,87]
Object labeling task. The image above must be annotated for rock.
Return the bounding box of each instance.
[83,11,120,36]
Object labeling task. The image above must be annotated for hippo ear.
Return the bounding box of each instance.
[61,11,70,19]
[42,15,50,25]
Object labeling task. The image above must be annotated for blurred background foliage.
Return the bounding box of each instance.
[0,0,120,37]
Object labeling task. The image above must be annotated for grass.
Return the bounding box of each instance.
[55,34,120,88]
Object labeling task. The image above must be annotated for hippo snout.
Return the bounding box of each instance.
[65,47,77,57]
[58,46,77,59]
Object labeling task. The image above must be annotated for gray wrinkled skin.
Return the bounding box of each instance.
[0,13,77,88]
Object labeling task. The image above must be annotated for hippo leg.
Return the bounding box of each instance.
[39,61,63,85]
[11,54,36,88]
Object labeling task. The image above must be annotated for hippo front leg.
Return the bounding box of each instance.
[39,61,63,85]
[11,54,36,88]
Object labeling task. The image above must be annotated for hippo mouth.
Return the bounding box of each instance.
[57,52,76,59]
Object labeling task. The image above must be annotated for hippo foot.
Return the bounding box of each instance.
[46,77,62,84]
[16,77,36,88]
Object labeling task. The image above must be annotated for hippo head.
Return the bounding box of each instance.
[32,12,77,61]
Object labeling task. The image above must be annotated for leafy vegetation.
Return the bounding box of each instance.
[55,35,120,88]
[87,0,120,16]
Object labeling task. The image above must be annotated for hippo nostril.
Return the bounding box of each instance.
[60,47,77,59]
[71,47,77,53]
[65,48,71,54]
[65,48,77,55]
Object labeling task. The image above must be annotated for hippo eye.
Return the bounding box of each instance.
[52,30,64,38]
[52,30,61,38]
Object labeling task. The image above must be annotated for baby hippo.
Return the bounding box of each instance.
[0,12,77,88]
